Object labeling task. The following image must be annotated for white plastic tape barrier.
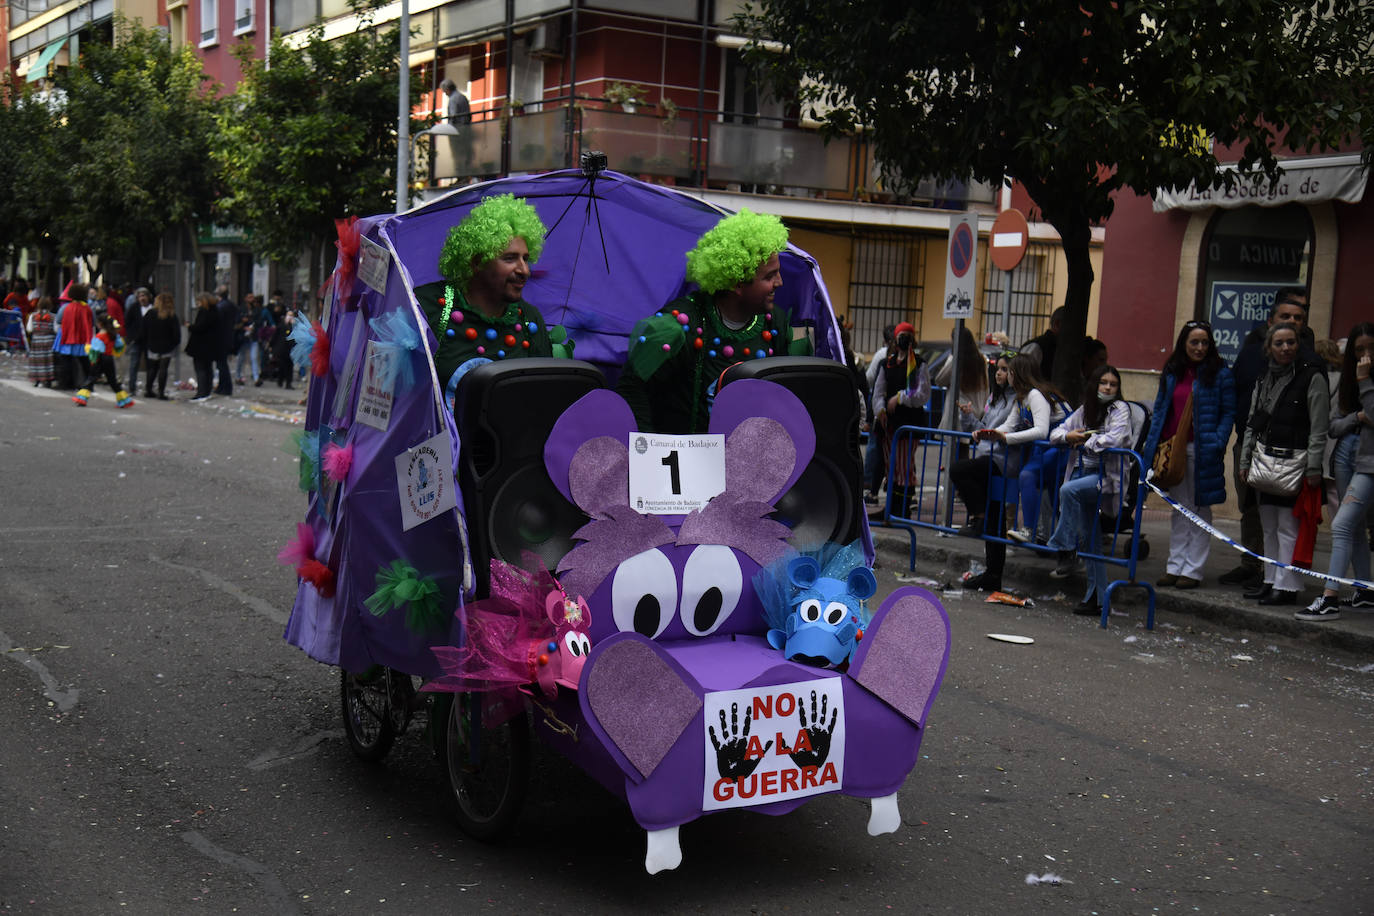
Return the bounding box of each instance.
[1143,471,1371,591]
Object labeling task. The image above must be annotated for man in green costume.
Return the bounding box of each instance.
[415,193,573,409]
[616,208,812,433]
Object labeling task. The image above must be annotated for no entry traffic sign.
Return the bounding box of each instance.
[989,208,1029,272]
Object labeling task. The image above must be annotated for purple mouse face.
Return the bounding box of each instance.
[545,380,818,646]
[594,542,764,642]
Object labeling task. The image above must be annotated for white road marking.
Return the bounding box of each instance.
[0,627,80,711]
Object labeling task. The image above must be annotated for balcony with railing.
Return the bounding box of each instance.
[413,99,996,211]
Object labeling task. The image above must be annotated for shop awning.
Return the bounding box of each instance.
[25,37,68,83]
[1153,153,1368,212]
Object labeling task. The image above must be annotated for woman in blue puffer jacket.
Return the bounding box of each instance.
[1142,319,1237,589]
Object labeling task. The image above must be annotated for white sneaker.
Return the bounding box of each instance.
[1007,527,1033,543]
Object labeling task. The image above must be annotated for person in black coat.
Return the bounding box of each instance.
[185,292,220,400]
[142,292,182,399]
[214,285,239,396]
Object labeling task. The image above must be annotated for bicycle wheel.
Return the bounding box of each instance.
[434,692,530,841]
[340,667,397,762]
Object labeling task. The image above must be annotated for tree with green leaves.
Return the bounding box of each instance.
[738,0,1374,399]
[55,18,221,286]
[0,76,63,288]
[215,12,421,297]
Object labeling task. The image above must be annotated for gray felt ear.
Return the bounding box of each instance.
[584,637,702,779]
[569,436,629,518]
[723,417,797,505]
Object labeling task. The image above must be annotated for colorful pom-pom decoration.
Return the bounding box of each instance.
[322,441,354,483]
[277,522,316,568]
[370,311,420,389]
[309,321,331,377]
[298,557,336,598]
[364,560,445,634]
[288,320,317,371]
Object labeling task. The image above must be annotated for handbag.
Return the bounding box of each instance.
[1150,391,1192,489]
[1247,440,1305,497]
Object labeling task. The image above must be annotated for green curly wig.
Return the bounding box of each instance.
[684,208,789,294]
[437,194,547,288]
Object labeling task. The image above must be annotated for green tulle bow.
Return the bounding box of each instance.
[365,560,445,633]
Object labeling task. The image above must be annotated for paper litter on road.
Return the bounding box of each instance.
[1025,872,1065,885]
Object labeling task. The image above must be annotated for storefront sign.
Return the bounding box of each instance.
[1208,281,1284,365]
[1153,155,1368,212]
[702,679,846,812]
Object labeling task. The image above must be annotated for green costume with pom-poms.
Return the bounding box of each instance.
[615,290,812,434]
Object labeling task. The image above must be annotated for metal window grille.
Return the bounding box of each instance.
[977,241,1057,347]
[847,231,926,355]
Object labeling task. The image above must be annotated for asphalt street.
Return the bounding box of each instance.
[1,361,1371,914]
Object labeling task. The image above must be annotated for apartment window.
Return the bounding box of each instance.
[978,243,1056,347]
[200,0,218,45]
[849,231,927,355]
[234,0,253,33]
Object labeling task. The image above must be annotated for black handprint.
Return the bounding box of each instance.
[708,702,772,780]
[787,690,837,769]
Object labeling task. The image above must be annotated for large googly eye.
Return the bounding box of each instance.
[562,630,585,657]
[679,545,743,636]
[577,634,591,655]
[610,549,677,639]
[798,599,822,623]
[824,601,849,626]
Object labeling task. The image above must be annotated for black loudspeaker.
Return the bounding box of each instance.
[721,357,864,547]
[454,358,606,595]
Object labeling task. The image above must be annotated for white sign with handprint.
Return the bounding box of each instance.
[701,677,846,811]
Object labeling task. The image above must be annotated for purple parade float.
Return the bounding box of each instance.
[281,168,951,873]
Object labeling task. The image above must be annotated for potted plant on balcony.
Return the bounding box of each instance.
[658,97,679,131]
[605,81,648,114]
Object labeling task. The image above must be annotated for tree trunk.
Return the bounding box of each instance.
[1019,174,1095,406]
[1047,214,1094,406]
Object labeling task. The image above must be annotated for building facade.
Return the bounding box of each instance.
[275,0,1102,356]
[1098,149,1370,400]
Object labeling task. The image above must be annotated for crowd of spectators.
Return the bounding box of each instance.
[0,274,305,403]
[853,293,1373,622]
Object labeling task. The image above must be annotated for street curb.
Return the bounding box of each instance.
[871,525,1374,655]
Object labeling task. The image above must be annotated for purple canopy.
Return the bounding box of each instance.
[284,170,850,675]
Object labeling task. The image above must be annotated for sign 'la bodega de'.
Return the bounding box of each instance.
[1153,154,1368,212]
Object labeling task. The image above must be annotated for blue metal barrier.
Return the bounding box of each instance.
[875,425,1157,629]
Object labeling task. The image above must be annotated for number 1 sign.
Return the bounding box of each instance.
[627,433,726,514]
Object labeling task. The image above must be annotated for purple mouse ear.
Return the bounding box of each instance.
[545,389,638,515]
[708,379,815,505]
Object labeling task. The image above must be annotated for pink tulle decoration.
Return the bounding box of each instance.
[298,558,336,598]
[309,321,330,377]
[277,522,315,567]
[323,442,354,482]
[424,553,592,698]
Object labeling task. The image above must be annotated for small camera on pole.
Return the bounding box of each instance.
[580,150,608,178]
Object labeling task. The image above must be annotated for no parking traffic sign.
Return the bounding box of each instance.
[943,211,978,318]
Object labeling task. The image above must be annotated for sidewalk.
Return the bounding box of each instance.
[869,508,1374,654]
[0,352,308,421]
